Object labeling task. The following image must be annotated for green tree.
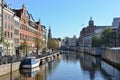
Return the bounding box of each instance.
[101,28,115,47]
[34,38,42,50]
[0,38,10,55]
[19,39,28,56]
[92,36,102,47]
[47,39,59,50]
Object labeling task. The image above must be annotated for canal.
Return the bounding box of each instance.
[0,51,120,80]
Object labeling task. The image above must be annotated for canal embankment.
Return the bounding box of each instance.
[78,47,120,70]
[0,51,60,76]
[0,62,20,76]
[102,48,120,69]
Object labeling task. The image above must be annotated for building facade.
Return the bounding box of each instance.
[79,17,112,47]
[3,4,14,56]
[63,36,77,47]
[112,18,120,28]
[0,1,49,57]
[41,25,47,48]
[14,15,20,56]
[79,17,96,47]
[112,18,120,47]
[13,4,43,56]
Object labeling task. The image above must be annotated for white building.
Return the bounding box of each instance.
[3,4,15,56]
[14,15,20,56]
[41,25,47,48]
[61,39,66,47]
[112,18,120,28]
[66,36,77,47]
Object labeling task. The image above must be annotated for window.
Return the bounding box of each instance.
[11,33,12,38]
[14,29,19,35]
[14,38,19,44]
[4,31,7,37]
[15,21,19,26]
[4,14,7,19]
[10,25,12,30]
[8,15,10,21]
[8,32,9,38]
[4,23,7,28]
[10,17,13,22]
[8,24,10,29]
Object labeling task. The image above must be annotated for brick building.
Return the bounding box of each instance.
[79,17,96,47]
[13,4,43,56]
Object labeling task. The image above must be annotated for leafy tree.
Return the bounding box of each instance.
[0,38,9,55]
[34,38,42,50]
[101,28,116,47]
[47,39,59,50]
[92,36,102,47]
[19,39,28,56]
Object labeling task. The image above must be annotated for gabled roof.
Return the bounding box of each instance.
[12,9,23,18]
[28,13,35,22]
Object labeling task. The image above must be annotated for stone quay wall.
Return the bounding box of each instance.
[78,47,102,56]
[102,49,120,65]
[78,47,120,66]
[0,62,20,76]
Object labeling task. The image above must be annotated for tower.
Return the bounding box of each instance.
[48,26,52,39]
[89,17,94,26]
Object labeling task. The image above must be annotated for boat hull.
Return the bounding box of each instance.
[21,57,40,69]
[22,61,40,68]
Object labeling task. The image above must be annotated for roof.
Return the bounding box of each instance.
[12,9,23,18]
[96,26,111,29]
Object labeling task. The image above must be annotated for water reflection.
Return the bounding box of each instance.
[78,53,101,80]
[0,70,21,80]
[62,51,120,80]
[101,61,120,80]
[19,67,40,78]
[0,52,120,80]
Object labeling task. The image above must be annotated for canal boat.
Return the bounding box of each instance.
[21,57,40,69]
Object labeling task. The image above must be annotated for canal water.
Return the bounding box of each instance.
[0,51,120,80]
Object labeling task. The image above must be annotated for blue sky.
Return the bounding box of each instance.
[5,0,120,39]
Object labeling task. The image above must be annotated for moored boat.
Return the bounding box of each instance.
[21,57,40,69]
